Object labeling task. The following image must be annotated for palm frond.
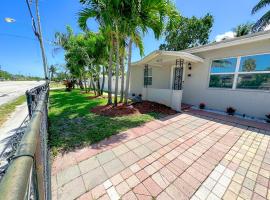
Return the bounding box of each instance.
[252,10,270,31]
[78,8,98,30]
[252,0,270,14]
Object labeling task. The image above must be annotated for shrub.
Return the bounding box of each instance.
[266,114,270,123]
[226,107,236,116]
[199,102,205,109]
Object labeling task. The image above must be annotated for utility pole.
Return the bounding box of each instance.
[25,0,48,80]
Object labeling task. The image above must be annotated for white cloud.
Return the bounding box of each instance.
[215,31,235,42]
[264,24,270,31]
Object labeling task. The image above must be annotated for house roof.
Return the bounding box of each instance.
[131,50,204,66]
[131,30,270,66]
[185,30,270,53]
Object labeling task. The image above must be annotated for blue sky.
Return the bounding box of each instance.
[0,0,268,77]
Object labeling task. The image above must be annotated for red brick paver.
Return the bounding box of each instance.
[52,112,270,200]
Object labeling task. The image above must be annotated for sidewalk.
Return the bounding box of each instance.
[0,103,29,175]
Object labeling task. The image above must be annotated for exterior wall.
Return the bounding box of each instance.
[182,40,270,118]
[142,88,182,111]
[100,76,125,93]
[130,64,171,95]
[130,65,144,95]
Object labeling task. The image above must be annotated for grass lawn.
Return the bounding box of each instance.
[49,81,65,89]
[49,89,161,156]
[0,95,26,127]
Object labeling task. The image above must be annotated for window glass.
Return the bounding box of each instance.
[144,67,152,86]
[148,68,152,76]
[239,54,270,72]
[211,58,237,73]
[209,74,234,88]
[236,73,270,90]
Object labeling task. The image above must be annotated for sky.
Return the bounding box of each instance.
[0,0,268,77]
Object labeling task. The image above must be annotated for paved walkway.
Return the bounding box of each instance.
[51,112,270,200]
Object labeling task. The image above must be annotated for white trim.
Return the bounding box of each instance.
[233,57,241,90]
[185,30,270,53]
[131,50,204,66]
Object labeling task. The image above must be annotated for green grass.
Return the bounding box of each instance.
[0,95,26,127]
[49,81,65,89]
[49,89,160,156]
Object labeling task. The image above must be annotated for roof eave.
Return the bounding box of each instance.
[131,50,204,66]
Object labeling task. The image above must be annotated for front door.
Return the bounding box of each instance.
[173,59,184,90]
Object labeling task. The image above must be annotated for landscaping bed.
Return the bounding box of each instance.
[91,101,177,117]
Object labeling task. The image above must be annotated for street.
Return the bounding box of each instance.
[0,81,45,176]
[0,81,45,106]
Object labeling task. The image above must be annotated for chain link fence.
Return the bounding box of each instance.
[0,83,51,200]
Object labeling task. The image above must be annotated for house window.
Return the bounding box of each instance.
[209,58,237,88]
[236,54,270,90]
[209,54,270,91]
[144,64,152,87]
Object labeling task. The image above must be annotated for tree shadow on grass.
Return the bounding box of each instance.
[48,89,161,155]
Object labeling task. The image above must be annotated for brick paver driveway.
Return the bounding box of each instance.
[52,112,270,200]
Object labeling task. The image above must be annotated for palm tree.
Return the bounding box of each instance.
[233,23,254,37]
[124,0,179,104]
[49,65,57,81]
[78,0,178,105]
[252,0,270,31]
[78,1,119,105]
[119,38,126,103]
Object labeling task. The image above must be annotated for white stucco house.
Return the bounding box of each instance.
[129,30,270,119]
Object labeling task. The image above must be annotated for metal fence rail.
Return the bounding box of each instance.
[0,83,50,200]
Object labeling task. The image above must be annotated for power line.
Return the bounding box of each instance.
[0,32,53,45]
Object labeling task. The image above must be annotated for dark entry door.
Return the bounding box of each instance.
[173,59,184,90]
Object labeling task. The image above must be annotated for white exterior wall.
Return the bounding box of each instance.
[130,64,171,95]
[131,64,182,111]
[100,76,125,93]
[182,40,270,119]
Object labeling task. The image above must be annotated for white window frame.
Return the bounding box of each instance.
[208,53,270,91]
[208,57,237,89]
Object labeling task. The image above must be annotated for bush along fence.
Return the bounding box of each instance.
[0,82,51,200]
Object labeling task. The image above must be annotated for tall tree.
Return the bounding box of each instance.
[159,14,214,51]
[124,0,179,104]
[78,0,178,105]
[49,65,57,81]
[78,0,120,104]
[233,23,254,37]
[252,0,270,31]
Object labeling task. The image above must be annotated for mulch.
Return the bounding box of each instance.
[91,101,177,117]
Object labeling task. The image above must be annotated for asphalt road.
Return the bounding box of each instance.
[0,81,45,106]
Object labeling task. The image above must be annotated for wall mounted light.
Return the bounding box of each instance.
[188,63,192,70]
[188,74,191,77]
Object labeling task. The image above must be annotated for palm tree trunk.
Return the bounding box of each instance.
[83,74,87,93]
[96,75,101,96]
[120,55,125,103]
[101,66,105,95]
[107,40,113,105]
[35,0,48,80]
[90,76,96,95]
[114,27,120,106]
[124,39,132,104]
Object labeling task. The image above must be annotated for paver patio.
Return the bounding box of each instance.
[51,110,270,200]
